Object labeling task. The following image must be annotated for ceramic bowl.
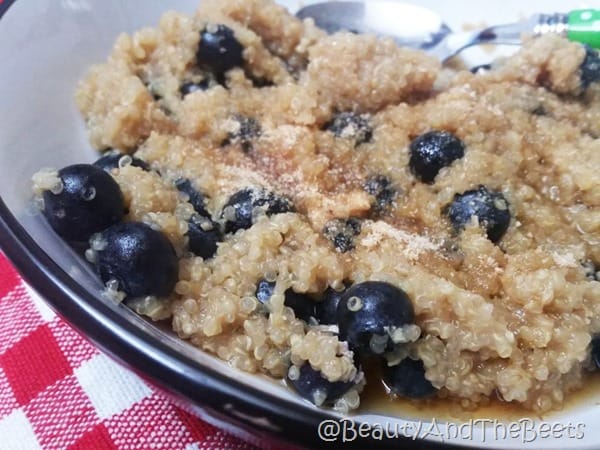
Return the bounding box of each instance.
[1,1,598,448]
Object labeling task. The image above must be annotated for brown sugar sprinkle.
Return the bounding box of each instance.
[75,0,600,413]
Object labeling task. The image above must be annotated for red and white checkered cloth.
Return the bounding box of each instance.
[0,251,261,450]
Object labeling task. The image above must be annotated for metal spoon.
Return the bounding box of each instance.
[296,1,599,62]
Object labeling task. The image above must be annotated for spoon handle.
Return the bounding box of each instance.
[568,10,600,49]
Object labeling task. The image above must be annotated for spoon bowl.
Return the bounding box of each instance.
[296,1,450,50]
[296,1,579,62]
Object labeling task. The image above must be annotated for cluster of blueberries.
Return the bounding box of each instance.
[40,155,296,296]
[39,132,513,409]
[39,23,600,409]
[181,23,514,252]
[324,126,512,254]
[39,155,435,405]
[287,128,513,405]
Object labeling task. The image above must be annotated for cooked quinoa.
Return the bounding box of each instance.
[66,0,600,413]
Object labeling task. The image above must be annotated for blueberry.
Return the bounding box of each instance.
[364,175,396,214]
[197,25,244,76]
[255,279,315,322]
[255,278,276,304]
[174,179,220,257]
[93,150,150,173]
[288,362,356,406]
[337,281,415,355]
[175,178,210,218]
[187,215,221,259]
[580,46,600,90]
[446,185,511,244]
[323,218,362,253]
[592,336,600,369]
[326,112,373,146]
[222,116,261,153]
[180,79,210,97]
[315,287,345,325]
[409,131,465,183]
[382,358,436,399]
[41,164,125,243]
[221,188,294,234]
[95,222,178,298]
[583,260,599,281]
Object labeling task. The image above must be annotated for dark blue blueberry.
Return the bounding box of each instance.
[222,188,294,234]
[409,131,465,183]
[95,222,178,298]
[180,79,210,97]
[288,363,356,406]
[583,260,599,281]
[222,116,261,152]
[281,290,316,323]
[592,336,600,369]
[255,279,276,304]
[255,279,315,322]
[337,281,415,355]
[323,218,362,253]
[382,358,436,399]
[93,150,150,172]
[447,185,511,244]
[580,45,600,91]
[326,112,373,146]
[315,287,345,325]
[41,164,125,243]
[175,178,210,218]
[364,175,396,214]
[197,25,244,76]
[187,215,221,259]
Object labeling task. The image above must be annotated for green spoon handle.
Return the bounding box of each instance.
[568,9,600,48]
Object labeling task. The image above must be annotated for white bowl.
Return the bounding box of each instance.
[1,1,599,449]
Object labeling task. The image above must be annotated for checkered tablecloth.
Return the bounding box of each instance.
[0,251,261,450]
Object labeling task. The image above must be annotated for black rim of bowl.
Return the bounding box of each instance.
[0,2,469,449]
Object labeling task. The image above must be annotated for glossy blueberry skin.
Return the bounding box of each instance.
[580,46,600,90]
[42,164,125,243]
[175,178,210,218]
[447,185,511,244]
[222,188,294,234]
[382,358,436,399]
[180,79,210,97]
[326,112,373,146]
[93,150,150,173]
[255,279,315,323]
[187,216,221,259]
[409,131,465,184]
[95,222,179,298]
[315,287,345,325]
[197,25,244,76]
[288,363,355,406]
[337,281,415,355]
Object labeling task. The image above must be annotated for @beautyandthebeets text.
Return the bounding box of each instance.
[317,418,585,444]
